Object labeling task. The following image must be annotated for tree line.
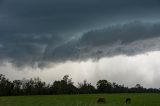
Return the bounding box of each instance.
[0,74,159,96]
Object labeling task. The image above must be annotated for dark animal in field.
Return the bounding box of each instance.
[125,98,131,104]
[97,97,106,104]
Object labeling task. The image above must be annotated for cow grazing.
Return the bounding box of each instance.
[125,98,131,104]
[97,97,106,104]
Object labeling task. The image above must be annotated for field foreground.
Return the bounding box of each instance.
[0,94,160,106]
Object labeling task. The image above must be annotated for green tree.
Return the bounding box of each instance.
[96,80,112,93]
[78,80,95,94]
[13,80,22,95]
[51,75,77,94]
[0,74,13,96]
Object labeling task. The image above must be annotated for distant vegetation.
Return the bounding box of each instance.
[0,74,159,96]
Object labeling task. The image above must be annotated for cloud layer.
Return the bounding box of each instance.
[49,22,160,61]
[1,21,160,67]
[0,0,160,67]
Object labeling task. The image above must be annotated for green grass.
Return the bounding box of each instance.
[0,94,160,106]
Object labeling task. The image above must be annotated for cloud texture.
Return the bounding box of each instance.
[0,0,160,67]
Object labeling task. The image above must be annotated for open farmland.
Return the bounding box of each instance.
[0,93,160,106]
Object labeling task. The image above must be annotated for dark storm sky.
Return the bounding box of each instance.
[0,0,160,67]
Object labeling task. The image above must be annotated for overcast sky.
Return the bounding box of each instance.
[1,0,160,88]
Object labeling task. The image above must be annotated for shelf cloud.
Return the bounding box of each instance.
[0,0,160,67]
[0,22,160,67]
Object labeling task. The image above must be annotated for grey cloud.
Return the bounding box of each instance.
[0,33,63,67]
[50,22,160,62]
[0,0,160,67]
[1,0,160,35]
[79,21,160,46]
[1,21,160,67]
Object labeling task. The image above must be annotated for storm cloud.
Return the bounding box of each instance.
[47,22,160,61]
[0,0,160,67]
[1,21,160,67]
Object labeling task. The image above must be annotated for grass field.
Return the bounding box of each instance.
[0,94,160,106]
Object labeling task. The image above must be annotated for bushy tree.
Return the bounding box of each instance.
[97,80,112,93]
[0,74,160,96]
[51,75,77,94]
[78,80,96,94]
[0,74,13,96]
[12,80,22,95]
